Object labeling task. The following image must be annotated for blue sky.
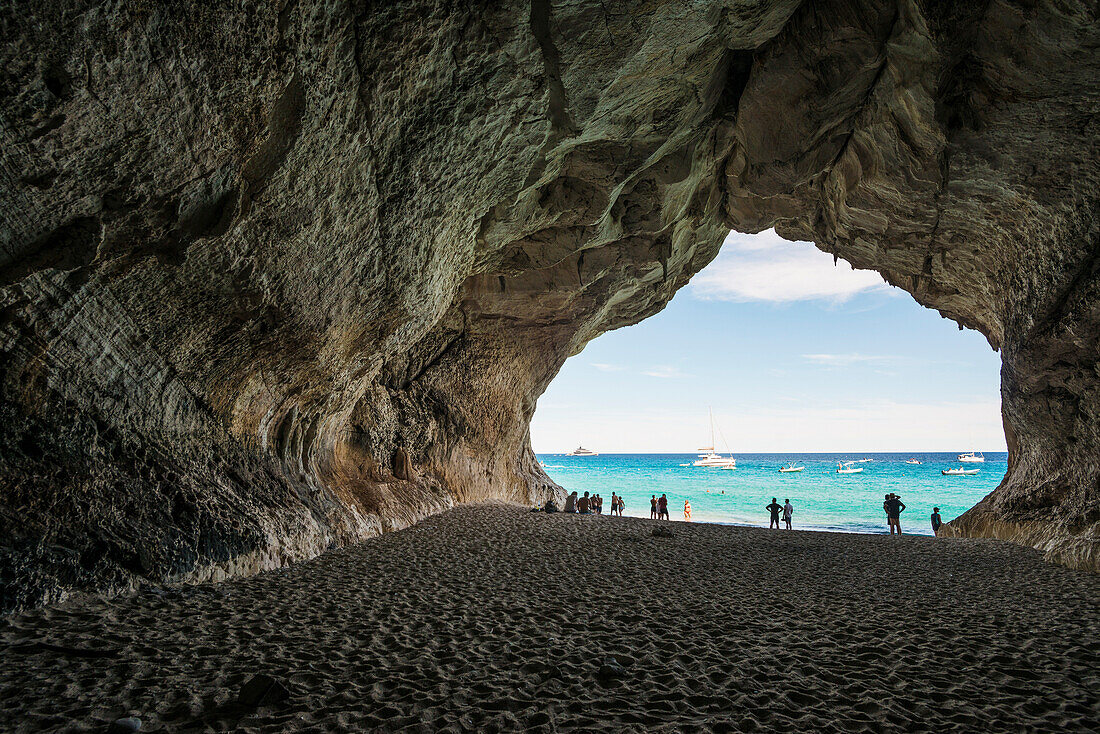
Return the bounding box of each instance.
[531,229,1007,453]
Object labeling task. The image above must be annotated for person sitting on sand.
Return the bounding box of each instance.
[684,499,692,521]
[782,498,793,530]
[564,491,577,513]
[650,495,658,519]
[578,491,591,514]
[884,493,905,535]
[766,498,782,529]
[658,494,669,520]
[931,507,943,536]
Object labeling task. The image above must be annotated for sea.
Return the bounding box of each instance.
[536,452,1007,536]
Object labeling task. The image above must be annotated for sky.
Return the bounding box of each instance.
[530,229,1008,454]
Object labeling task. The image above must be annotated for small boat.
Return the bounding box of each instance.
[779,462,804,473]
[904,458,922,465]
[943,466,979,476]
[836,461,863,474]
[567,446,598,456]
[957,451,985,463]
[856,458,874,463]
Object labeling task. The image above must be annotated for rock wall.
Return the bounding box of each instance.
[1,0,1096,609]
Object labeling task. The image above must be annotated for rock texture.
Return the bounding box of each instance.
[0,0,1097,609]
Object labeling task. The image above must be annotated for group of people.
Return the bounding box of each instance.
[556,490,946,536]
[562,490,625,516]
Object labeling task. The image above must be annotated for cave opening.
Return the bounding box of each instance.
[531,229,1008,532]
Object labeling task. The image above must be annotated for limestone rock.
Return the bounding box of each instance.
[1,0,1097,609]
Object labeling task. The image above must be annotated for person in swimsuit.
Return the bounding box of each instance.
[650,495,658,519]
[609,492,618,517]
[658,494,669,520]
[766,498,782,529]
[564,491,577,513]
[782,498,793,530]
[684,499,692,521]
[578,491,591,514]
[617,495,625,515]
[594,494,601,514]
[884,493,905,534]
[931,507,943,536]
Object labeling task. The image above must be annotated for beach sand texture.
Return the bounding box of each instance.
[1,503,1097,732]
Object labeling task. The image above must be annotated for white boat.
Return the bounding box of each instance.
[691,409,736,468]
[779,462,804,473]
[904,458,922,465]
[943,466,979,475]
[856,458,874,463]
[567,446,598,456]
[957,451,985,463]
[836,461,864,474]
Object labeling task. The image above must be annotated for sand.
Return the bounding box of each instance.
[1,503,1097,733]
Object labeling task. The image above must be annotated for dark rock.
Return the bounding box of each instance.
[652,527,674,539]
[106,717,141,733]
[0,0,1097,612]
[237,674,290,707]
[597,656,628,683]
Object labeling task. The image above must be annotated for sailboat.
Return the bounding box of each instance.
[692,409,736,468]
[957,451,984,463]
[836,461,863,474]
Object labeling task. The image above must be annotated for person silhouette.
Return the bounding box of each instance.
[766,497,782,529]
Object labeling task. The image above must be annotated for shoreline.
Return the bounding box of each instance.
[2,503,1096,732]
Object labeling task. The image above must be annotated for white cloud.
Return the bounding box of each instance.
[590,363,624,372]
[641,365,691,379]
[690,229,889,303]
[801,353,895,367]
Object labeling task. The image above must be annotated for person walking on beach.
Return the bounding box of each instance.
[578,491,591,514]
[650,495,658,519]
[884,493,905,535]
[766,498,782,529]
[931,506,943,536]
[564,491,577,513]
[658,494,669,520]
[684,499,692,521]
[782,498,793,530]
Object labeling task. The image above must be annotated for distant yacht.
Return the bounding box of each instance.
[904,458,922,465]
[836,461,864,474]
[568,446,598,456]
[779,462,804,473]
[943,466,980,475]
[957,451,985,463]
[691,409,736,468]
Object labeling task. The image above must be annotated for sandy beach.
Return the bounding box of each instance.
[1,503,1097,732]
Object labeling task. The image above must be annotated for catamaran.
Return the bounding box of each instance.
[567,446,598,456]
[943,466,979,475]
[779,462,804,473]
[692,409,736,468]
[957,451,985,463]
[836,461,863,474]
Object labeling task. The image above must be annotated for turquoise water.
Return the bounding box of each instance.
[537,453,1007,535]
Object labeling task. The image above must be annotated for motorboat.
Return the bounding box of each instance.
[567,446,598,456]
[779,463,804,473]
[836,461,863,474]
[943,466,979,476]
[691,409,736,468]
[904,458,922,465]
[957,451,985,463]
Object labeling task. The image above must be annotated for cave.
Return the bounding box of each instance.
[1,0,1097,612]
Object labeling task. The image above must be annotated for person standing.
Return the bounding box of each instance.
[884,493,906,535]
[658,494,669,520]
[782,498,793,530]
[766,497,782,529]
[650,495,658,519]
[610,492,619,517]
[684,499,692,521]
[617,495,625,515]
[931,507,943,536]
